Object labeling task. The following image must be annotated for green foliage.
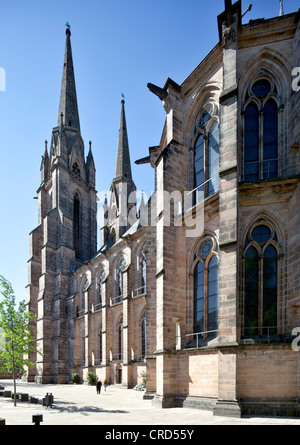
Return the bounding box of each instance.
[71,372,80,384]
[0,276,41,375]
[140,370,146,386]
[0,275,42,405]
[87,371,97,385]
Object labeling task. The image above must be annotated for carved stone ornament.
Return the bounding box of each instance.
[222,26,236,48]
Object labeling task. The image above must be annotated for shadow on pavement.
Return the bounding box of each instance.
[51,402,128,416]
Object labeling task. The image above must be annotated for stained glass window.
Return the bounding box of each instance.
[263,99,278,179]
[252,79,271,98]
[194,262,204,334]
[193,237,218,342]
[198,239,213,259]
[244,103,259,181]
[208,122,220,196]
[244,223,278,337]
[244,80,278,181]
[194,134,205,204]
[193,107,219,204]
[141,257,146,294]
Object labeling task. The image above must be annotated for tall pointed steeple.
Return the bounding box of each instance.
[279,0,284,16]
[104,98,136,243]
[57,28,80,130]
[114,99,132,181]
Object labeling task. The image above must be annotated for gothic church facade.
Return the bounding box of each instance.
[27,1,300,417]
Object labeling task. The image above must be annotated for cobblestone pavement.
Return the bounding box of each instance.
[0,380,300,426]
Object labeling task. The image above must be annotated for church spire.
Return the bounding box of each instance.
[279,0,284,16]
[114,98,132,182]
[57,27,80,130]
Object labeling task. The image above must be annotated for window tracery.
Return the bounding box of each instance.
[193,104,219,204]
[243,78,279,181]
[243,220,279,337]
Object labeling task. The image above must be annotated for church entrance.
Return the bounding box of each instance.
[117,367,122,384]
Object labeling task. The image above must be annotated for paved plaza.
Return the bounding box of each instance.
[0,379,300,426]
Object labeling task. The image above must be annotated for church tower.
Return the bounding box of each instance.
[26,27,97,383]
[101,99,136,245]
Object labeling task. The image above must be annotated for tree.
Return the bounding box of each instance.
[0,275,41,406]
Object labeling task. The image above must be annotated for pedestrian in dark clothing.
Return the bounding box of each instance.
[96,378,102,394]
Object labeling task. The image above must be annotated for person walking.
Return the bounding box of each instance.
[96,378,102,394]
[103,379,108,391]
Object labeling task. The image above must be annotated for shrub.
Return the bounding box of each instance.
[140,370,146,387]
[87,372,97,385]
[71,372,80,384]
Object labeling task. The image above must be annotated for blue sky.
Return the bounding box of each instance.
[0,0,299,302]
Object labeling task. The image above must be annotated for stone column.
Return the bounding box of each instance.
[151,83,186,408]
[122,270,130,387]
[213,4,241,418]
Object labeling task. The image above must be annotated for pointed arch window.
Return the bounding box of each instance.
[99,276,103,307]
[208,121,220,196]
[118,316,123,361]
[191,237,219,347]
[141,311,146,360]
[111,258,125,306]
[73,193,80,258]
[193,105,219,204]
[118,258,125,297]
[95,269,105,311]
[243,79,279,181]
[243,222,278,338]
[141,256,146,294]
[99,328,103,365]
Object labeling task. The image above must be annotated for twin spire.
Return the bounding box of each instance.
[57,28,80,130]
[55,26,133,185]
[279,0,284,17]
[114,98,133,182]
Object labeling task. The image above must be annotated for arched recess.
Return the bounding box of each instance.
[132,237,147,297]
[186,232,219,345]
[240,213,286,338]
[185,81,222,196]
[189,100,220,201]
[139,308,147,361]
[238,49,291,180]
[185,81,222,144]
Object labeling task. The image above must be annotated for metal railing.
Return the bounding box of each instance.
[132,286,146,298]
[93,303,102,312]
[241,325,297,344]
[184,329,219,349]
[184,173,220,213]
[111,353,122,361]
[76,309,85,318]
[111,295,122,306]
[242,155,300,182]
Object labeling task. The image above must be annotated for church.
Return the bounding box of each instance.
[26,1,300,417]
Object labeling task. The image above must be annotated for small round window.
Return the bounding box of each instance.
[251,225,271,244]
[198,239,213,259]
[251,80,271,98]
